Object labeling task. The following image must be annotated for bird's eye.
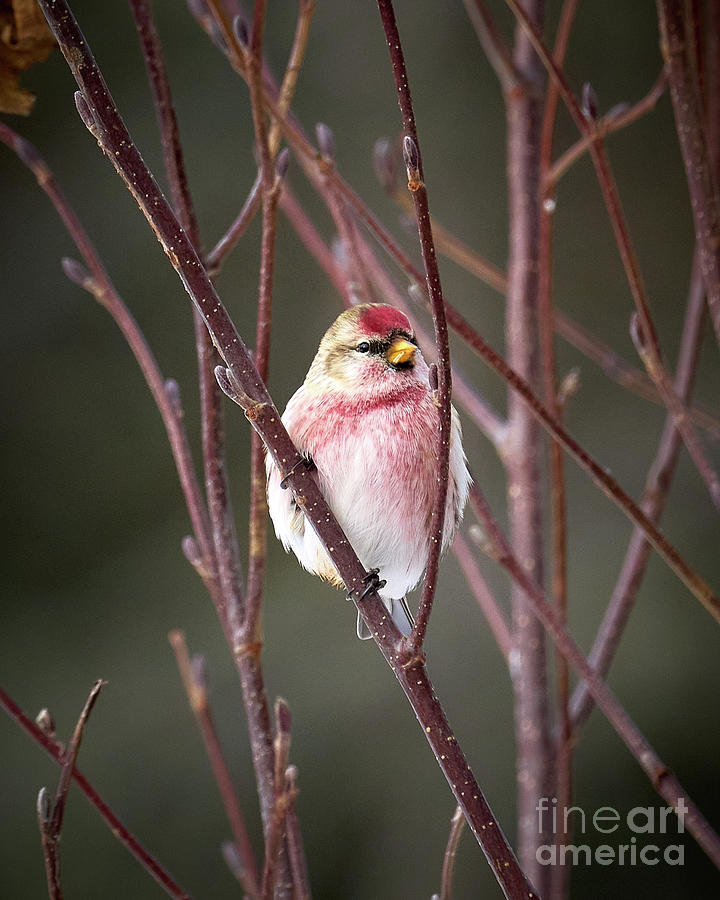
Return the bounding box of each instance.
[356,342,370,353]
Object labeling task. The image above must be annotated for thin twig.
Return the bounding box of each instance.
[36,787,59,900]
[452,533,512,661]
[243,0,286,640]
[284,787,311,900]
[657,0,720,350]
[376,0,453,654]
[462,0,526,91]
[205,0,314,279]
[0,122,217,591]
[37,680,104,900]
[169,631,260,899]
[317,124,372,306]
[207,171,262,277]
[569,250,707,731]
[118,9,297,896]
[128,0,245,639]
[537,5,578,897]
[439,806,466,900]
[267,0,315,156]
[0,685,190,899]
[546,69,668,187]
[278,183,350,300]
[260,700,293,900]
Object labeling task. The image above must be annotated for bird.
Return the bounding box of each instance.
[266,303,471,639]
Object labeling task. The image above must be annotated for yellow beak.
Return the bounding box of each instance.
[387,338,416,367]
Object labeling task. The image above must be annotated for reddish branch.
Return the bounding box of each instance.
[537,4,578,897]
[439,805,466,900]
[569,251,708,730]
[111,4,296,895]
[502,0,552,887]
[0,685,191,900]
[0,122,217,590]
[375,0,453,654]
[169,632,260,898]
[657,0,720,351]
[36,680,105,900]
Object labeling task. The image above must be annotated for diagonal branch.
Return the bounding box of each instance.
[569,249,707,730]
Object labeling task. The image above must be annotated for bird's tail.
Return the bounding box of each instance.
[356,597,415,640]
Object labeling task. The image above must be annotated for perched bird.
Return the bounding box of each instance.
[266,304,471,639]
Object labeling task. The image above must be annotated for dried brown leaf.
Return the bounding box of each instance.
[0,0,55,115]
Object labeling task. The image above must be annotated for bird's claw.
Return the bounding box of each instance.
[359,568,386,600]
[280,454,314,490]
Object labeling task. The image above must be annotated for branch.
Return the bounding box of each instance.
[37,680,105,900]
[260,699,294,900]
[439,806,466,900]
[569,249,707,730]
[657,0,720,351]
[546,69,668,187]
[502,0,552,884]
[125,6,298,893]
[243,0,287,640]
[169,631,260,899]
[537,5,579,896]
[453,533,512,661]
[0,685,191,900]
[462,0,527,92]
[207,172,262,276]
[376,0,453,654]
[0,122,217,591]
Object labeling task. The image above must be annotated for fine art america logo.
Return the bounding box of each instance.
[536,797,687,867]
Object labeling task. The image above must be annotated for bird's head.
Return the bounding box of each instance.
[304,304,427,397]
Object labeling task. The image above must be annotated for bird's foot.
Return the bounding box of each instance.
[359,567,386,600]
[280,453,315,490]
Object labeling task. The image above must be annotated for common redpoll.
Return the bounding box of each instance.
[266,304,471,639]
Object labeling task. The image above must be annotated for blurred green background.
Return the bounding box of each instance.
[2,1,719,897]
